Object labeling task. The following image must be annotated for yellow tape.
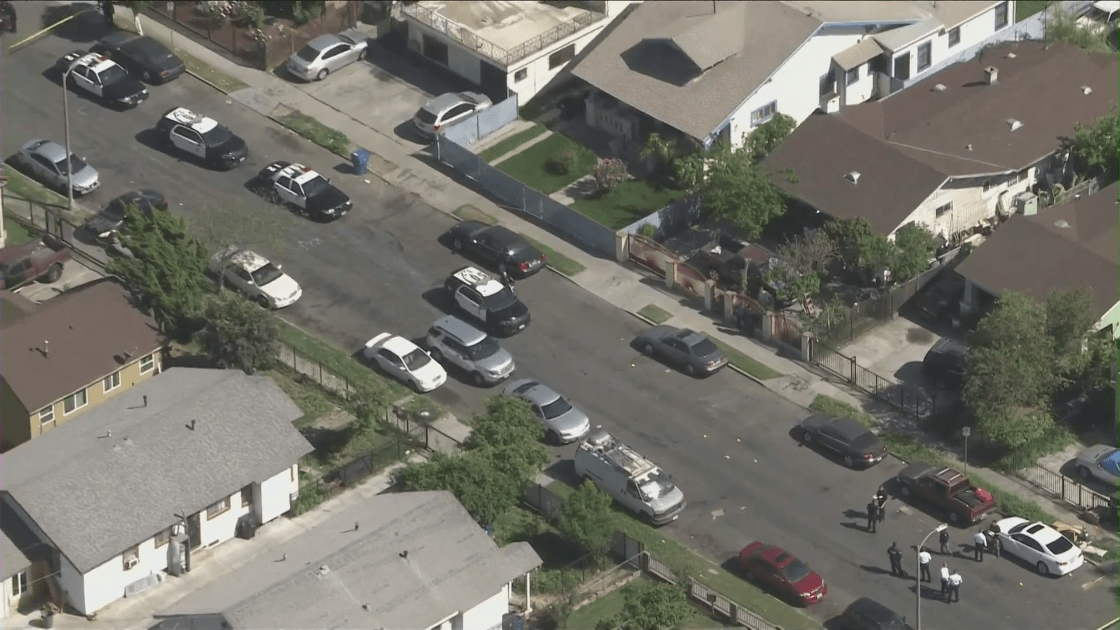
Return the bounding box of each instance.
[9,6,95,52]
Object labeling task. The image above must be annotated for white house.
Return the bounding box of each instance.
[0,368,312,617]
[156,491,543,630]
[763,41,1118,242]
[1,529,32,620]
[401,0,640,103]
[570,1,1014,151]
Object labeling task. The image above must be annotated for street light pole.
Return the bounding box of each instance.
[62,59,81,212]
[916,523,948,630]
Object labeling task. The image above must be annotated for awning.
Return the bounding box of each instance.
[833,38,885,71]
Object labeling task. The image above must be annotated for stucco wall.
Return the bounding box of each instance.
[898,167,1037,238]
[259,465,298,524]
[887,3,1011,85]
[458,586,509,630]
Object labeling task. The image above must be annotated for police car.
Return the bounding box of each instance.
[55,51,148,109]
[155,107,248,170]
[444,266,530,336]
[254,161,352,221]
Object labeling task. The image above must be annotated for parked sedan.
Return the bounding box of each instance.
[91,31,185,83]
[362,333,447,393]
[798,414,887,468]
[1072,445,1120,487]
[18,139,99,195]
[83,189,167,243]
[447,221,546,278]
[738,542,826,606]
[287,29,368,81]
[636,326,728,376]
[837,598,911,630]
[504,379,591,443]
[993,516,1085,576]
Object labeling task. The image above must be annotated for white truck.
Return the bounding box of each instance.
[573,431,685,525]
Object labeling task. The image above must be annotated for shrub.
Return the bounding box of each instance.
[592,157,628,191]
[638,223,658,240]
[547,148,577,175]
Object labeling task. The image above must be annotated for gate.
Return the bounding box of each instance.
[769,312,803,347]
[628,234,676,275]
[674,261,707,300]
[807,337,937,422]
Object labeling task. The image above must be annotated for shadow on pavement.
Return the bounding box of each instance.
[363,42,474,97]
[908,582,947,600]
[41,3,106,44]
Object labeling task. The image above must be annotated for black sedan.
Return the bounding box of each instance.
[447,221,545,278]
[837,597,912,630]
[91,32,185,84]
[798,414,887,468]
[636,326,728,376]
[83,189,167,243]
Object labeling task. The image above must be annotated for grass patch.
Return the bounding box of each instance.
[637,304,673,324]
[809,394,876,429]
[564,577,735,629]
[571,179,689,230]
[268,368,338,428]
[496,133,595,195]
[452,204,496,225]
[277,111,351,157]
[275,320,407,402]
[3,216,36,246]
[988,424,1077,473]
[478,124,548,162]
[4,168,68,207]
[520,234,586,277]
[710,340,782,380]
[1016,0,1050,20]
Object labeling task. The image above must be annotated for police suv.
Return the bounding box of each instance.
[255,161,352,221]
[444,266,530,336]
[155,107,248,170]
[56,51,148,109]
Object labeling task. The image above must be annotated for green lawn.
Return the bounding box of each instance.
[564,577,735,629]
[4,168,68,207]
[710,340,782,380]
[276,320,407,402]
[638,304,673,324]
[571,179,689,230]
[809,394,876,429]
[1016,0,1049,20]
[479,124,548,162]
[496,134,596,195]
[269,368,339,429]
[520,234,586,277]
[277,111,352,157]
[3,216,37,246]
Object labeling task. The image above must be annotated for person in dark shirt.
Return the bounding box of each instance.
[0,1,16,34]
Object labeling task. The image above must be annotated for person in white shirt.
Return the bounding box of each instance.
[940,563,951,599]
[947,570,963,604]
[973,530,988,562]
[919,547,932,582]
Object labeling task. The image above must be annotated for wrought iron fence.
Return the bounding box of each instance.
[300,433,413,500]
[1017,464,1116,511]
[688,579,779,630]
[522,482,564,521]
[2,191,108,272]
[808,338,937,422]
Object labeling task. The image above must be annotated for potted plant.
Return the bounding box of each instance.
[41,602,61,628]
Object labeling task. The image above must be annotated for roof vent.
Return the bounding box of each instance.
[399,550,409,559]
[478,16,492,26]
[1006,52,1017,59]
[984,66,998,84]
[932,83,947,92]
[44,340,49,357]
[1081,85,1092,95]
[1054,219,1071,229]
[966,144,973,151]
[845,171,861,185]
[1006,119,1022,131]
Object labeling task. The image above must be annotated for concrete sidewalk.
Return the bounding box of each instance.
[120,9,1116,540]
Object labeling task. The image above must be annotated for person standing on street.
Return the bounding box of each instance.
[498,265,515,294]
[939,563,950,600]
[939,528,951,554]
[947,569,963,604]
[875,485,888,522]
[973,530,987,562]
[866,500,879,533]
[0,1,16,34]
[888,542,905,576]
[101,1,116,28]
[919,547,932,582]
[990,531,1003,558]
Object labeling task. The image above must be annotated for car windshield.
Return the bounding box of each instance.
[1045,536,1074,555]
[302,176,331,197]
[100,64,128,84]
[54,154,88,174]
[416,108,438,124]
[465,336,501,360]
[781,559,812,583]
[689,338,719,356]
[540,396,573,420]
[296,45,320,62]
[250,263,285,286]
[201,125,233,147]
[1008,522,1029,535]
[402,348,432,371]
[484,287,519,311]
[638,471,675,500]
[102,203,125,221]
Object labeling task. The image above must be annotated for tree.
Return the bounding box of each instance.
[557,480,615,560]
[746,113,796,161]
[600,581,693,630]
[702,145,787,239]
[764,263,820,304]
[106,203,209,341]
[465,395,549,481]
[892,224,938,281]
[824,217,874,269]
[640,133,678,185]
[856,232,898,277]
[776,230,835,276]
[196,291,279,374]
[1063,112,1118,182]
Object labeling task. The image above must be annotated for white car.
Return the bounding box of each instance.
[993,516,1084,576]
[362,333,447,393]
[209,246,302,309]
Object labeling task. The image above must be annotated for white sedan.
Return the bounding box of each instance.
[363,333,447,393]
[993,516,1084,576]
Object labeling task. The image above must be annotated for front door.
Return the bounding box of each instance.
[187,512,202,550]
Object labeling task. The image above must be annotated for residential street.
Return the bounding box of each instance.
[3,6,1116,629]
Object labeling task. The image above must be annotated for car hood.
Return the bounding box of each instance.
[70,166,99,189]
[306,186,351,213]
[412,358,447,384]
[545,407,590,436]
[650,487,685,515]
[103,76,148,100]
[1078,444,1118,465]
[792,570,825,596]
[492,300,530,322]
[215,135,248,156]
[259,274,301,301]
[85,212,122,234]
[473,347,514,373]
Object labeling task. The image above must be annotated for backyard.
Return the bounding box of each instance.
[563,577,735,629]
[571,179,689,231]
[496,133,596,195]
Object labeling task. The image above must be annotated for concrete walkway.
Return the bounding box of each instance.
[118,9,1116,540]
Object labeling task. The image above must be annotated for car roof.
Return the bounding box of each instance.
[76,52,118,72]
[125,36,172,57]
[930,338,968,356]
[432,315,487,346]
[305,33,342,51]
[756,544,796,568]
[826,416,869,440]
[27,140,68,163]
[276,163,322,184]
[483,225,524,245]
[227,249,270,273]
[376,334,419,357]
[164,107,219,133]
[516,382,562,406]
[98,31,139,48]
[451,266,506,298]
[1019,522,1062,544]
[423,92,469,113]
[672,328,708,346]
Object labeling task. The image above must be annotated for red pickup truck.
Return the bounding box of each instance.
[896,462,996,524]
[0,237,71,290]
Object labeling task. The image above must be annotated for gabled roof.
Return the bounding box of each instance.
[163,492,542,630]
[833,37,886,71]
[1,278,166,413]
[0,368,311,574]
[956,182,1119,320]
[0,529,31,581]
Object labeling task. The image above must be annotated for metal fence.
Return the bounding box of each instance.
[435,135,618,257]
[688,579,779,630]
[2,192,108,272]
[1017,464,1116,511]
[522,482,564,521]
[440,94,520,147]
[619,194,703,240]
[275,341,364,399]
[808,338,937,422]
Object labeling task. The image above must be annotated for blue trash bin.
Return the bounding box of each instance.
[350,148,371,175]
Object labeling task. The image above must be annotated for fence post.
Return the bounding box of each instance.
[849,355,857,384]
[1062,474,1066,502]
[318,361,323,386]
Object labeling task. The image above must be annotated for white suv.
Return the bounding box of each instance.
[425,316,514,386]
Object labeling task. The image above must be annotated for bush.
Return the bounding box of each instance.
[637,223,657,240]
[547,148,577,175]
[592,157,628,191]
[989,424,1077,473]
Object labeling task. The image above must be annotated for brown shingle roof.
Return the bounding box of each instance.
[956,182,1120,319]
[1,278,165,413]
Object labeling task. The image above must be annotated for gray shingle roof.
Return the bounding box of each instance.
[164,492,542,630]
[0,368,311,574]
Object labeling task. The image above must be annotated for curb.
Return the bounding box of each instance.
[625,310,767,387]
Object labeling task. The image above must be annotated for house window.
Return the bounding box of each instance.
[948,26,961,47]
[917,42,932,71]
[845,67,859,86]
[1017,168,1029,184]
[207,497,231,520]
[39,406,55,426]
[122,546,139,570]
[140,353,155,373]
[11,571,27,597]
[103,371,121,393]
[241,484,253,508]
[63,389,87,415]
[983,180,993,192]
[547,44,576,70]
[893,53,911,80]
[995,2,1009,29]
[514,68,527,82]
[155,528,171,548]
[819,72,835,96]
[750,101,778,126]
[935,201,954,217]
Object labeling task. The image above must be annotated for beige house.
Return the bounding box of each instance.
[0,278,166,450]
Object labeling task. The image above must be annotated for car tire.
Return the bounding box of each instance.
[256,295,270,309]
[843,454,855,468]
[453,238,463,251]
[643,342,655,356]
[409,380,422,394]
[899,485,911,498]
[471,371,485,386]
[547,430,561,444]
[1036,561,1050,576]
[1077,466,1092,481]
[802,430,813,445]
[43,263,63,283]
[316,68,328,81]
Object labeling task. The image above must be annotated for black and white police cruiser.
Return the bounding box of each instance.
[56,51,148,109]
[444,266,531,336]
[155,107,248,170]
[254,161,352,221]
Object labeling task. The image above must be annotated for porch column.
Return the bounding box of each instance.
[665,260,677,290]
[703,280,715,312]
[524,571,532,614]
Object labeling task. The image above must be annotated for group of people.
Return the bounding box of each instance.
[865,485,889,532]
[887,543,965,604]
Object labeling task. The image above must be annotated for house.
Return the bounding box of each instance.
[763,42,1119,240]
[156,491,543,630]
[0,368,312,617]
[569,1,1014,150]
[956,182,1120,332]
[0,278,167,450]
[401,0,640,103]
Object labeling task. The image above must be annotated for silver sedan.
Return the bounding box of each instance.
[287,29,368,81]
[1072,444,1119,488]
[504,379,591,443]
[18,139,100,195]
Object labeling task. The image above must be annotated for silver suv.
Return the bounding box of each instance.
[426,315,514,386]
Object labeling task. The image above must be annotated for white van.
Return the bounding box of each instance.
[573,431,685,525]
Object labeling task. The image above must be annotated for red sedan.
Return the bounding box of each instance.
[738,542,827,606]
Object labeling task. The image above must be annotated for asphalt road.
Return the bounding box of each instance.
[5,7,1117,628]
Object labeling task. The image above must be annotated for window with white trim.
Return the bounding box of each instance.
[934,201,954,217]
[63,389,88,415]
[995,1,1009,29]
[11,571,27,597]
[1016,168,1029,184]
[917,42,932,71]
[750,101,777,127]
[140,353,155,373]
[207,497,231,519]
[103,371,121,393]
[39,406,55,426]
[948,27,961,47]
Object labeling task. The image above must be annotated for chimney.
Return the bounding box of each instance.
[845,171,861,185]
[984,66,998,85]
[44,340,49,357]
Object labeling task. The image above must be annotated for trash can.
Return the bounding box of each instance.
[350,148,371,175]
